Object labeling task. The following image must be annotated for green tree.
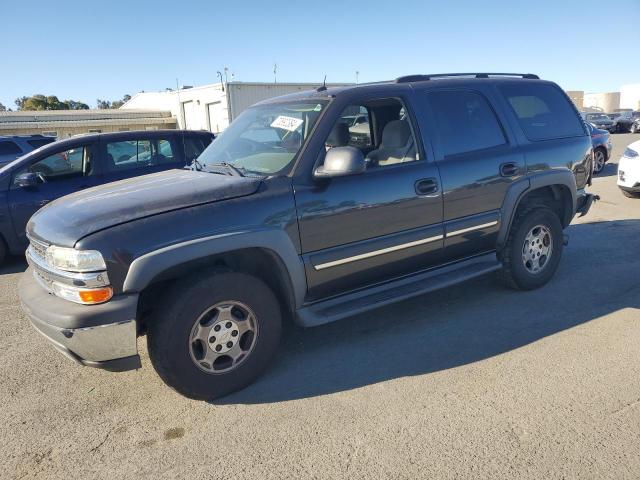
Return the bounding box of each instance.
[0,102,6,112]
[14,94,89,111]
[96,99,111,109]
[97,94,131,109]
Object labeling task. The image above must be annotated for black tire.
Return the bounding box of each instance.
[147,271,282,400]
[500,207,563,290]
[631,123,638,134]
[622,190,640,199]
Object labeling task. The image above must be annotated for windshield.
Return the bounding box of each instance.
[586,114,610,121]
[197,101,327,175]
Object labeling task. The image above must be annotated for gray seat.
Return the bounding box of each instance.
[366,120,415,166]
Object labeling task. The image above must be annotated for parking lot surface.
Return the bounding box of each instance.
[1,134,640,480]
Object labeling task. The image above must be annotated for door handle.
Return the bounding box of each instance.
[500,162,519,177]
[415,177,439,195]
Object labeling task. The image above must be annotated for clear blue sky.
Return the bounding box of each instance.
[1,0,639,109]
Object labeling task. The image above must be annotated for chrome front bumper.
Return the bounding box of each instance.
[19,269,141,372]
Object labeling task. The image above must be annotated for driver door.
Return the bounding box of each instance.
[8,143,99,246]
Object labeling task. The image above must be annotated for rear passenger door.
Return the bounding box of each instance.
[416,88,525,261]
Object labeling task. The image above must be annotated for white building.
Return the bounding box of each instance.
[122,82,350,133]
[620,83,640,110]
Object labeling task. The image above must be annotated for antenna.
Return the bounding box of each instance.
[316,75,328,92]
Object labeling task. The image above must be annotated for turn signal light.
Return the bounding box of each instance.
[78,287,113,305]
[51,281,113,305]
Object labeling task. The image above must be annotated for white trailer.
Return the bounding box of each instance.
[122,82,350,134]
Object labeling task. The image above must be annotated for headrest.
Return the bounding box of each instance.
[326,122,350,147]
[382,120,411,148]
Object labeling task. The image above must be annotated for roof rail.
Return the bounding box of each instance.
[395,73,540,83]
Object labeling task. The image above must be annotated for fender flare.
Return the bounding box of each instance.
[497,170,577,248]
[122,229,307,308]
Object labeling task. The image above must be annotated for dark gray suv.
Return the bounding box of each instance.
[19,73,596,400]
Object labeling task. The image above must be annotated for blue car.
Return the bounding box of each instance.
[585,122,612,174]
[0,129,213,264]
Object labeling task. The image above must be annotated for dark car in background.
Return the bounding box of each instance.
[0,129,213,264]
[585,122,612,173]
[608,111,639,133]
[0,135,56,167]
[580,112,615,133]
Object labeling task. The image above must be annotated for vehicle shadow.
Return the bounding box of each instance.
[213,219,640,405]
[596,161,619,178]
[0,256,27,275]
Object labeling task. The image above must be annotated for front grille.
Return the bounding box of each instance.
[28,236,49,261]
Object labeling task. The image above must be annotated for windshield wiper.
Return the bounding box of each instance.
[218,162,245,177]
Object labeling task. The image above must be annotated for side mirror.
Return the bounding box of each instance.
[15,172,40,188]
[314,146,366,179]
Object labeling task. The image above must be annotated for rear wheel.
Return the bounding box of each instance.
[593,148,606,174]
[500,207,563,290]
[147,271,282,400]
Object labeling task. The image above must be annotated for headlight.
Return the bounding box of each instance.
[45,245,106,272]
[623,148,639,158]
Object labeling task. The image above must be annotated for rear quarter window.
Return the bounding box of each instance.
[499,83,585,141]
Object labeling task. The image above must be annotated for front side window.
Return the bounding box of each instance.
[198,101,327,175]
[499,83,585,141]
[428,90,506,157]
[14,146,90,183]
[321,98,418,168]
[106,139,175,171]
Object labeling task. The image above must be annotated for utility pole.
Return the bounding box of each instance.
[356,70,359,84]
[273,63,278,83]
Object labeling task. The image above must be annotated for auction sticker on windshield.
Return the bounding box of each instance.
[271,115,304,132]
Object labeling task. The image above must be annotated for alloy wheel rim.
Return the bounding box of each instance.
[594,151,605,171]
[188,301,258,374]
[522,224,553,274]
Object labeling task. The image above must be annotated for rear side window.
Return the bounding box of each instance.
[0,141,23,155]
[428,91,506,157]
[499,83,585,141]
[106,139,176,171]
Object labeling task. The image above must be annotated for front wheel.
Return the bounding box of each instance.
[500,207,564,290]
[147,272,282,400]
[593,148,606,174]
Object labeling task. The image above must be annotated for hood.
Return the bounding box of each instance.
[28,169,262,247]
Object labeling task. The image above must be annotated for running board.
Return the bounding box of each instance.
[296,252,502,327]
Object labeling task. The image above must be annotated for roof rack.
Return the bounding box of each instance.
[395,73,540,83]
